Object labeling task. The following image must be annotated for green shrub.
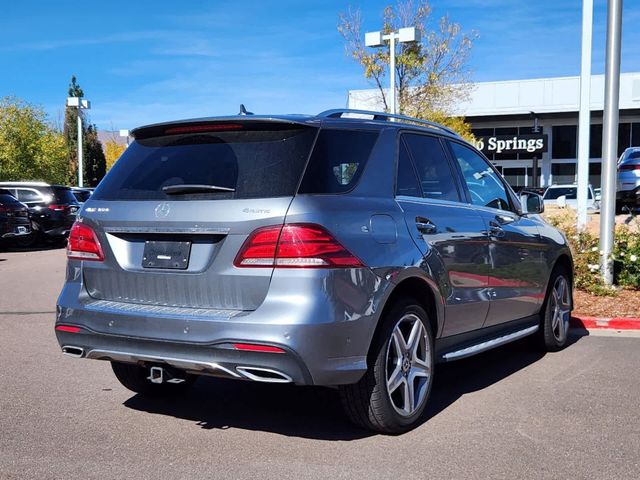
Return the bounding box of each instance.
[544,213,639,295]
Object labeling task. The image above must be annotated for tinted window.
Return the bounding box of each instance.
[93,126,317,201]
[52,187,79,204]
[16,189,43,203]
[403,134,460,202]
[0,193,19,204]
[552,126,577,159]
[544,187,577,200]
[395,142,421,197]
[298,129,378,194]
[449,142,511,211]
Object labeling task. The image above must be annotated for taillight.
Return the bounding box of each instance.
[619,164,640,171]
[0,205,8,213]
[234,223,363,268]
[67,222,104,261]
[48,204,66,211]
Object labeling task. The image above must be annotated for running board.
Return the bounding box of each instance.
[440,325,539,362]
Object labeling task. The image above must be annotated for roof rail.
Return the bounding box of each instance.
[316,109,460,137]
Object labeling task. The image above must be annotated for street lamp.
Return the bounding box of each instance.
[365,26,420,114]
[119,129,130,147]
[66,97,91,187]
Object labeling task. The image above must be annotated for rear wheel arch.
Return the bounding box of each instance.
[552,254,574,292]
[368,276,439,365]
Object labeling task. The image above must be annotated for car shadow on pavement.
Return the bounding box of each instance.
[123,333,584,440]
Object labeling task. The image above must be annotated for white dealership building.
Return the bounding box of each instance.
[348,72,640,189]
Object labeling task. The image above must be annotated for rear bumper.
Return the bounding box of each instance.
[56,267,392,386]
[0,220,31,238]
[617,186,640,205]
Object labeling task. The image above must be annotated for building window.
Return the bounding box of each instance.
[632,123,640,148]
[552,125,577,159]
[551,163,576,185]
[618,123,631,156]
[590,124,602,158]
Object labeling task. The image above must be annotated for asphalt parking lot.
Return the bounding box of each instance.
[1,247,639,480]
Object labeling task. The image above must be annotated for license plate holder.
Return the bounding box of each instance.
[142,241,192,269]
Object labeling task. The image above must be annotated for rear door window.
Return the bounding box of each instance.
[92,124,317,201]
[298,129,379,194]
[16,189,43,203]
[402,133,461,202]
[395,142,422,197]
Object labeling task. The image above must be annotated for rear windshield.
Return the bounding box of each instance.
[544,187,592,200]
[0,191,19,204]
[92,125,317,201]
[52,187,79,204]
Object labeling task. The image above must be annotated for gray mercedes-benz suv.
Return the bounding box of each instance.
[55,109,573,433]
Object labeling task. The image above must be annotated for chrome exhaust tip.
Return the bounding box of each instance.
[61,346,84,358]
[236,366,292,383]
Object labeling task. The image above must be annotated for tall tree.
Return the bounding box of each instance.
[338,0,477,138]
[0,96,68,184]
[63,75,106,186]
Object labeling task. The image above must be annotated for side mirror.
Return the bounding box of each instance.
[520,191,544,215]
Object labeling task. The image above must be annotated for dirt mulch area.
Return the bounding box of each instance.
[573,288,640,318]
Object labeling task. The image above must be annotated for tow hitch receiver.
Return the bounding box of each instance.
[147,366,187,384]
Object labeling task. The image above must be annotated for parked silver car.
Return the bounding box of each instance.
[55,109,573,433]
[617,147,640,211]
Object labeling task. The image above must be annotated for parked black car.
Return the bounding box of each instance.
[70,187,94,204]
[0,182,80,246]
[0,189,31,246]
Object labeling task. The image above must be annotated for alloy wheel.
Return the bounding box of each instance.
[385,313,432,417]
[550,276,571,343]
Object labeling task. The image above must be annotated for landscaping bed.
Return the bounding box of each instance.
[573,288,640,318]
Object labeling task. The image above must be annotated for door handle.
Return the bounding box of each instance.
[488,220,504,237]
[495,214,515,225]
[415,217,437,234]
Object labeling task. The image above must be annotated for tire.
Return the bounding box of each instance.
[12,230,40,248]
[111,362,196,397]
[339,299,434,434]
[538,266,572,352]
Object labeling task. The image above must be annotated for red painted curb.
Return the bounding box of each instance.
[571,315,640,331]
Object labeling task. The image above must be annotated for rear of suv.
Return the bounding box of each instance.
[55,110,573,433]
[0,189,31,245]
[0,182,80,246]
[617,147,640,212]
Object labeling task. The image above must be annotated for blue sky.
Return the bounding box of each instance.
[1,0,639,130]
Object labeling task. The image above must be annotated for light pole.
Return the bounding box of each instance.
[577,0,594,232]
[66,97,91,187]
[119,129,130,147]
[365,27,420,114]
[599,0,623,285]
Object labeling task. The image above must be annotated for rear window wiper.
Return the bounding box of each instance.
[162,184,236,195]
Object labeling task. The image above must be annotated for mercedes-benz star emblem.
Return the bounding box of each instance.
[155,202,171,218]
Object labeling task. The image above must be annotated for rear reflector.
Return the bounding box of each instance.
[55,325,81,333]
[48,204,66,211]
[232,343,286,353]
[234,223,363,268]
[164,124,243,135]
[67,222,104,261]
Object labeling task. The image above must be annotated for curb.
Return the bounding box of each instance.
[571,315,640,331]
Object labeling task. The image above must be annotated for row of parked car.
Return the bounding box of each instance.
[0,182,92,248]
[510,147,640,214]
